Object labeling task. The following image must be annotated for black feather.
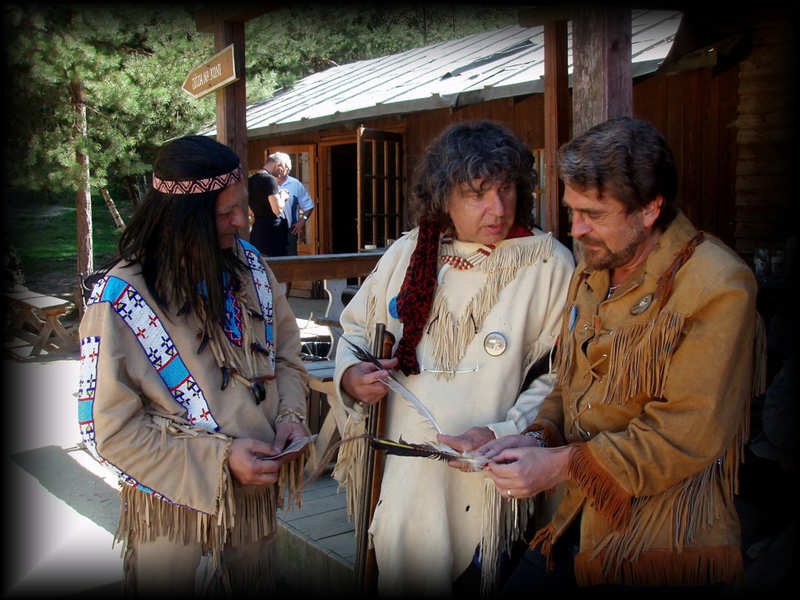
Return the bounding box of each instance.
[341,337,385,370]
[197,333,209,354]
[370,436,461,462]
[252,381,265,404]
[251,342,270,355]
[221,366,231,390]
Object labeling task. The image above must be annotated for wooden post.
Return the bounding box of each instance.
[213,20,248,237]
[543,20,570,242]
[571,6,633,136]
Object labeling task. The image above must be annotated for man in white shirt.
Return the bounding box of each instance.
[267,152,315,256]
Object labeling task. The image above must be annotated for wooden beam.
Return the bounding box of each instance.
[195,6,269,33]
[214,21,247,166]
[212,20,248,237]
[543,20,570,242]
[518,6,573,27]
[265,252,384,283]
[571,6,632,136]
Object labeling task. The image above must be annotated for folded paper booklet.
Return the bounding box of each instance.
[256,435,317,460]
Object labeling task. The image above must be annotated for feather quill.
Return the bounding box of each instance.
[342,336,444,434]
[371,436,488,470]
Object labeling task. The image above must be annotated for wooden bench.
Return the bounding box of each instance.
[268,252,384,462]
[3,285,78,358]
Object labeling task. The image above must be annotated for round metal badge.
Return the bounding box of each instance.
[484,332,507,356]
[630,293,654,315]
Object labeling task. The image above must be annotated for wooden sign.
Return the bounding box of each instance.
[182,44,238,99]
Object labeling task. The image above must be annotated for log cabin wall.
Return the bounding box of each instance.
[731,16,795,264]
[634,65,740,249]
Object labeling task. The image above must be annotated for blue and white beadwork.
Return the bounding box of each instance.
[77,335,185,506]
[238,238,275,369]
[87,275,220,432]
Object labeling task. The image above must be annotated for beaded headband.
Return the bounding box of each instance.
[152,165,243,195]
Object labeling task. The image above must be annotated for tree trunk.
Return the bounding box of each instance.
[124,175,138,208]
[71,77,93,316]
[100,186,126,231]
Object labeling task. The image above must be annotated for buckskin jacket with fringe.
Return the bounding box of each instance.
[331,227,574,596]
[529,211,764,588]
[76,238,310,580]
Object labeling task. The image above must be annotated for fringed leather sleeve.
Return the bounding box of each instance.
[524,419,565,447]
[568,443,631,531]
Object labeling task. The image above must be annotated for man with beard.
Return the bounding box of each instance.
[479,117,763,593]
[77,135,311,595]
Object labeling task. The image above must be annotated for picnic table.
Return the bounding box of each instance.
[3,285,78,358]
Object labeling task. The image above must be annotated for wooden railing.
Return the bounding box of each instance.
[266,251,384,324]
[265,251,386,460]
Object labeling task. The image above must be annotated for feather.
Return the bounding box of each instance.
[371,436,488,470]
[341,336,444,434]
[251,342,270,355]
[197,332,209,354]
[220,366,231,390]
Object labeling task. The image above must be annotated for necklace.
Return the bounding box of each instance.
[439,236,496,270]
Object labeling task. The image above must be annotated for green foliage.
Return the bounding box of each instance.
[246,5,517,91]
[5,4,517,195]
[5,186,134,282]
[4,4,217,192]
[3,2,517,288]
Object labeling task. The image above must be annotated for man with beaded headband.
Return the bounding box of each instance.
[77,135,311,595]
[331,121,574,595]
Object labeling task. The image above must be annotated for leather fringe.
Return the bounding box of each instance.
[479,478,536,597]
[331,414,369,522]
[601,311,685,406]
[278,443,313,511]
[568,444,631,531]
[590,420,748,574]
[115,480,277,553]
[575,545,743,588]
[552,273,587,389]
[426,235,554,378]
[528,524,558,571]
[115,444,308,582]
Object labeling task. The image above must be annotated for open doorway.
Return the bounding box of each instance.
[330,143,358,254]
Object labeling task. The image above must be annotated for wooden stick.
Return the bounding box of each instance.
[354,323,394,595]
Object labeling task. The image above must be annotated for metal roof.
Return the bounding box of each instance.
[201,9,681,139]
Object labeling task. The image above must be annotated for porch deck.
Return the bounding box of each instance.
[275,472,356,593]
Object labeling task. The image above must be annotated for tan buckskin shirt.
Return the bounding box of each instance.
[77,239,309,566]
[530,211,760,587]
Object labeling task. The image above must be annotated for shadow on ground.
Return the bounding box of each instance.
[10,445,119,535]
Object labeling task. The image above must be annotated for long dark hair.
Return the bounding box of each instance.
[116,135,243,324]
[410,120,537,230]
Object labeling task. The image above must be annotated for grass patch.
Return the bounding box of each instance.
[5,187,134,283]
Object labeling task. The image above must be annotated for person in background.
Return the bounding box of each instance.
[267,151,314,257]
[248,155,290,256]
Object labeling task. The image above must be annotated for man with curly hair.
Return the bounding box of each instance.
[331,121,574,595]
